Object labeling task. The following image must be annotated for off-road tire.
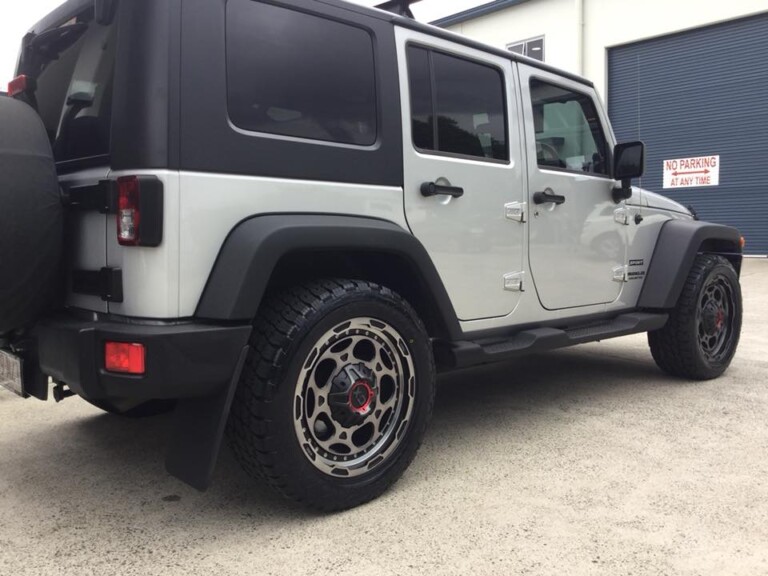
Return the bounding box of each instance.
[648,254,742,380]
[227,279,435,511]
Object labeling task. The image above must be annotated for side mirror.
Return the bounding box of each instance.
[612,141,645,203]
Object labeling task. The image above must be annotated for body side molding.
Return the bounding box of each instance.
[195,214,462,340]
[638,219,742,310]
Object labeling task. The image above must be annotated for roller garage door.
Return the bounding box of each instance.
[608,13,768,255]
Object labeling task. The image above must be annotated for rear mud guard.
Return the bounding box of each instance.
[165,345,249,491]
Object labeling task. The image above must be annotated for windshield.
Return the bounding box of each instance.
[18,7,116,164]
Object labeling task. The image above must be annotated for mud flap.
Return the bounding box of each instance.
[165,345,249,491]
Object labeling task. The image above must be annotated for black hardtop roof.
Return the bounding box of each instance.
[30,0,593,88]
[320,0,592,87]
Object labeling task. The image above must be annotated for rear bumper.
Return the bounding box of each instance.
[35,313,252,401]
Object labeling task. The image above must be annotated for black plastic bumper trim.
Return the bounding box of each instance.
[35,314,252,401]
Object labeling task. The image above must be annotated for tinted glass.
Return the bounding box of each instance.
[407,47,508,161]
[227,0,377,146]
[25,10,116,162]
[530,79,608,175]
[407,47,434,150]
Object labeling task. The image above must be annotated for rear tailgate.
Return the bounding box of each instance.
[15,2,116,313]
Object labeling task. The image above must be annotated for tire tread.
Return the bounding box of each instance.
[648,254,741,380]
[227,279,435,510]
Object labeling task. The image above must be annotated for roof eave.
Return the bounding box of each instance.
[430,0,532,28]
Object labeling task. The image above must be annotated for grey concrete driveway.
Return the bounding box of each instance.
[1,260,767,576]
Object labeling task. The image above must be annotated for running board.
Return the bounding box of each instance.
[438,312,668,369]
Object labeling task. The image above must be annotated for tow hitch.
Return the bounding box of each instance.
[52,381,75,403]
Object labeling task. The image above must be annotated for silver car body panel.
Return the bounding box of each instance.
[60,27,695,336]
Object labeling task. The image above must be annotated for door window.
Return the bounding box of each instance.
[407,46,508,162]
[530,79,608,176]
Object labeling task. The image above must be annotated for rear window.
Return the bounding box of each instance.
[21,8,116,163]
[226,0,377,146]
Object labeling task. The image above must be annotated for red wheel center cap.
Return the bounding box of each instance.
[716,309,725,330]
[349,380,374,414]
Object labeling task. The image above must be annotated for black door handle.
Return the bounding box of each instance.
[421,182,464,198]
[533,188,566,205]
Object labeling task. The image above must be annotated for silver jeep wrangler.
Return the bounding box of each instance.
[0,0,743,510]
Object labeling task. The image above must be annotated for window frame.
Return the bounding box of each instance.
[405,42,511,165]
[507,36,545,62]
[528,76,613,179]
[31,7,117,169]
[225,0,380,149]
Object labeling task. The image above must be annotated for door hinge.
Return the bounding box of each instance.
[614,207,630,226]
[72,267,124,302]
[503,271,525,292]
[612,265,628,283]
[61,180,117,214]
[504,202,526,223]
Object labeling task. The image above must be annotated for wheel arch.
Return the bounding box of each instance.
[195,214,462,340]
[638,219,743,310]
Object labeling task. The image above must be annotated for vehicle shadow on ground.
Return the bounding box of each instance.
[6,344,672,524]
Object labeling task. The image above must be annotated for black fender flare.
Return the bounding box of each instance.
[638,219,742,309]
[195,214,462,340]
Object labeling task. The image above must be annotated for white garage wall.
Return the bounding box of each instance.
[445,0,768,101]
[448,0,580,71]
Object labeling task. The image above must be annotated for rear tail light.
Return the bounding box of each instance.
[114,176,163,247]
[104,341,146,375]
[117,176,140,245]
[7,74,32,97]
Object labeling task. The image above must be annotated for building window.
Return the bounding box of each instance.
[406,46,508,162]
[226,0,377,146]
[507,36,545,61]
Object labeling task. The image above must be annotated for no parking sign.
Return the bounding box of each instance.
[663,155,720,189]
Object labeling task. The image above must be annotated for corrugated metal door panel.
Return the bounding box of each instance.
[608,12,768,254]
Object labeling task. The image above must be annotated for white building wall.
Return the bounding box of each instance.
[449,0,580,72]
[446,0,768,101]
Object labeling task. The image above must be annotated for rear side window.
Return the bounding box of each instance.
[406,46,508,162]
[22,9,116,163]
[226,0,377,146]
